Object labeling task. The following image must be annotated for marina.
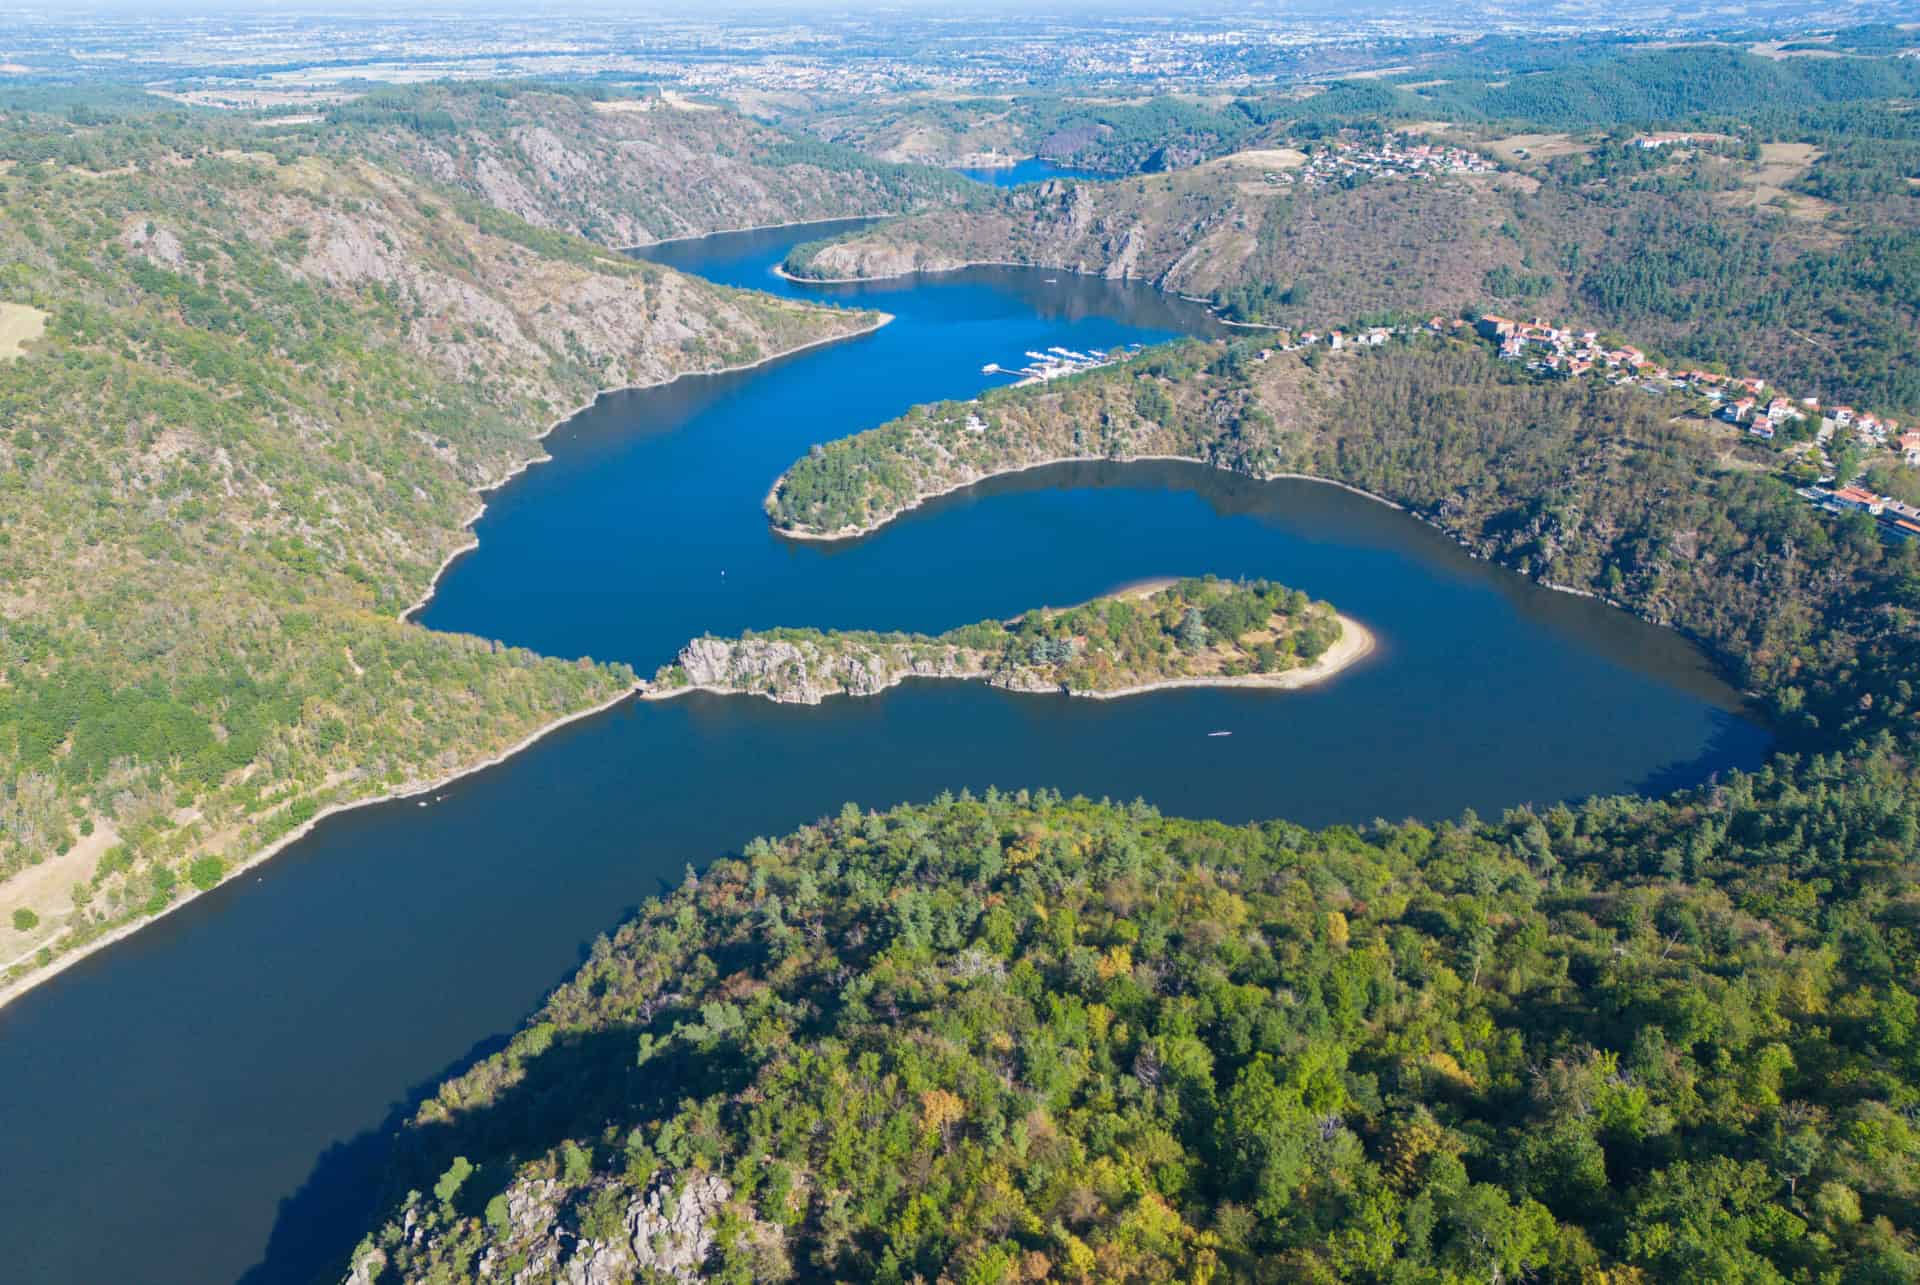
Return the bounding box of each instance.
[981,342,1140,385]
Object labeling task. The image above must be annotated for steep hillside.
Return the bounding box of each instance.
[788,163,1518,316]
[0,114,882,992]
[785,114,1920,415]
[346,760,1920,1284]
[327,84,979,248]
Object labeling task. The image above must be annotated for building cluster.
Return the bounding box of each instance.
[1253,325,1397,356]
[1264,139,1495,188]
[1300,326,1394,350]
[1467,313,1920,539]
[1803,484,1920,541]
[1474,313,1907,450]
[1631,131,1733,149]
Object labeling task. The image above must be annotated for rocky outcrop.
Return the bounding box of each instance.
[543,1171,734,1284]
[986,666,1061,694]
[665,634,984,704]
[351,1170,752,1285]
[797,238,973,282]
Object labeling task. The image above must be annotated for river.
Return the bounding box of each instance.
[954,158,1114,186]
[0,221,1768,1284]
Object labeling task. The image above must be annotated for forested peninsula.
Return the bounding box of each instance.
[647,578,1363,704]
[766,332,1913,738]
[351,756,1920,1284]
[0,89,931,999]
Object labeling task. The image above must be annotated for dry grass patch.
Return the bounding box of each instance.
[0,302,46,360]
[1211,147,1308,171]
[1719,142,1831,221]
[0,820,118,969]
[660,91,717,112]
[1485,133,1591,164]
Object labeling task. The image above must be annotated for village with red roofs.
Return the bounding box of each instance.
[1469,312,1920,540]
[1250,309,1920,544]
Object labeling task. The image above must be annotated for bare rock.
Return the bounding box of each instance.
[672,636,983,704]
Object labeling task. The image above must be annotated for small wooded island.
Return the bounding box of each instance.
[647,577,1371,704]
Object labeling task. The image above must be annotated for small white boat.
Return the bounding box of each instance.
[1207,730,1232,737]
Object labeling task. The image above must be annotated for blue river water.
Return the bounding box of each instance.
[0,220,1768,1284]
[955,157,1114,186]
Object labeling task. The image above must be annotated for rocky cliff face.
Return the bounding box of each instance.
[792,165,1523,312]
[344,89,969,248]
[670,634,985,703]
[986,666,1060,694]
[663,634,1134,702]
[346,1170,759,1285]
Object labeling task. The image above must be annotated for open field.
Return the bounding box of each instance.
[1721,141,1831,221]
[1484,131,1592,164]
[0,302,46,359]
[1210,147,1308,170]
[659,89,718,111]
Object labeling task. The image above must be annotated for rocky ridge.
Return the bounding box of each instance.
[340,87,974,249]
[659,634,990,704]
[650,577,1359,706]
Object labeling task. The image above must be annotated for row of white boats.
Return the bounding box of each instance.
[981,343,1140,385]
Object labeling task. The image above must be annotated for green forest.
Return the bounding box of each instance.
[983,576,1342,689]
[354,750,1920,1282]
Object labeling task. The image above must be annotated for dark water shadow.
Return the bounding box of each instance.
[231,897,657,1285]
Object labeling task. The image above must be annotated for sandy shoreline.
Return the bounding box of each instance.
[1,314,892,1013]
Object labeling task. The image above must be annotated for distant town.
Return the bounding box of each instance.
[1262,138,1498,188]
